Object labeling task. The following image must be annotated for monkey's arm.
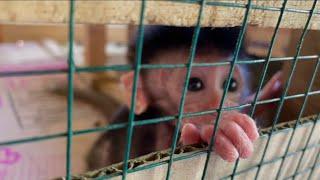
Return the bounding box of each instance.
[86,106,163,170]
[86,107,129,170]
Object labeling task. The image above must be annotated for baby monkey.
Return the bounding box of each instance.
[87,26,282,170]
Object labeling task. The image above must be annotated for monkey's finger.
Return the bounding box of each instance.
[228,113,259,141]
[180,123,201,145]
[259,71,283,100]
[242,71,282,115]
[200,125,239,162]
[245,71,282,103]
[220,120,254,159]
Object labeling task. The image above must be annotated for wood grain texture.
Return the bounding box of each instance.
[0,1,319,29]
[84,25,107,67]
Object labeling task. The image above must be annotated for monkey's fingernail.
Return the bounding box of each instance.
[180,123,201,145]
[200,125,214,143]
[228,151,239,162]
[273,80,281,91]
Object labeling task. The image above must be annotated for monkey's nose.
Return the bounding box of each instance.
[210,95,221,109]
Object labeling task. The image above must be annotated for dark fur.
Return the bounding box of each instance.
[128,26,246,64]
[87,106,174,170]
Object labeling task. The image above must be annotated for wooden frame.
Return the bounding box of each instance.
[0,1,319,29]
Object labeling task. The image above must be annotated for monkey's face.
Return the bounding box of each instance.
[121,48,281,161]
[143,50,247,127]
[167,65,245,125]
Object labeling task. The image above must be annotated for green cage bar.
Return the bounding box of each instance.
[66,0,76,179]
[292,114,320,179]
[0,55,318,78]
[121,1,146,180]
[308,145,320,180]
[0,55,318,81]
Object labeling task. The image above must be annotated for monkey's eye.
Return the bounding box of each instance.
[222,78,238,92]
[188,77,204,92]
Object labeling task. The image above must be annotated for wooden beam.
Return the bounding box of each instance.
[0,25,3,42]
[84,24,108,90]
[83,24,124,104]
[0,1,319,29]
[84,24,106,67]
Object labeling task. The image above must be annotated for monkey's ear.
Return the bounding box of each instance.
[120,71,149,115]
[244,71,283,116]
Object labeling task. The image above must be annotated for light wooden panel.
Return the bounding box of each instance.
[0,1,319,29]
[0,24,128,44]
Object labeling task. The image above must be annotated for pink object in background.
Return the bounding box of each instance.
[0,41,68,74]
[0,148,21,165]
[0,148,21,180]
[0,61,67,73]
[0,41,69,179]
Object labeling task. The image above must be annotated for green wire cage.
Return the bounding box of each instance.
[0,0,319,180]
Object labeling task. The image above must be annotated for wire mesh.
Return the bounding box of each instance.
[0,0,319,179]
[166,0,206,179]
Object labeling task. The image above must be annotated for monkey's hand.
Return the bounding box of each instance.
[180,111,259,162]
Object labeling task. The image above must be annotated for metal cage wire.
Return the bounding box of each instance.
[0,0,319,180]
